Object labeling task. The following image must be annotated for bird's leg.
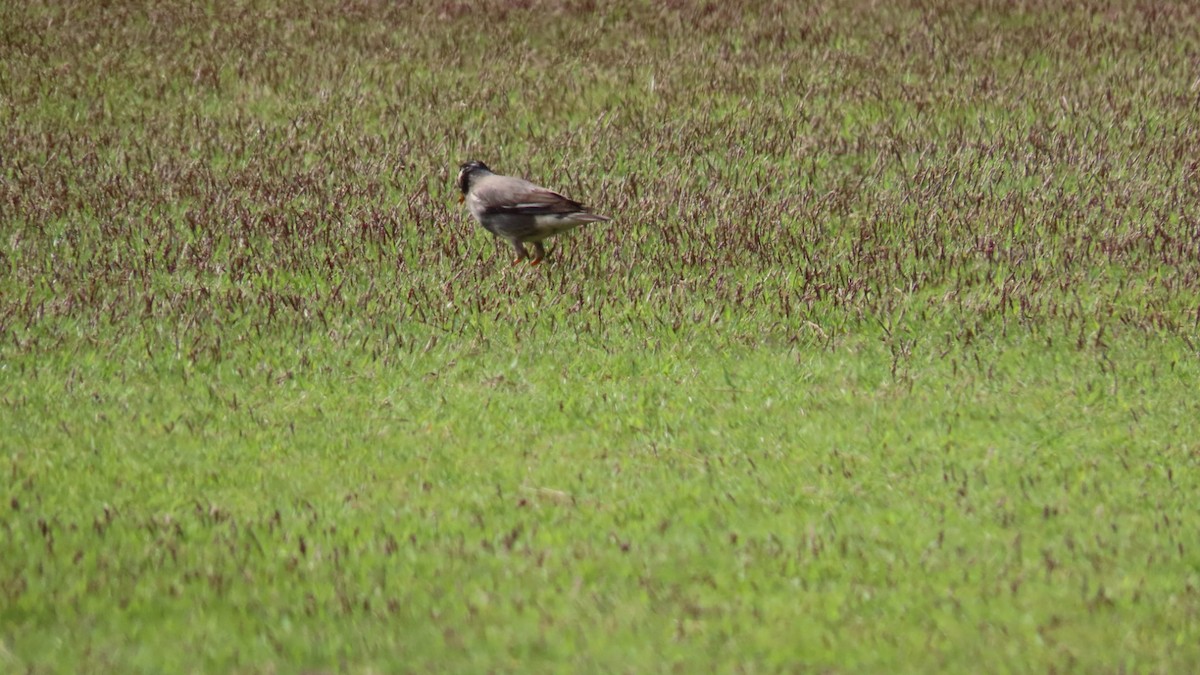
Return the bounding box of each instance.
[510,241,528,266]
[530,242,547,266]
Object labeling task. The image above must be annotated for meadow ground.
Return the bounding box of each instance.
[2,0,1199,672]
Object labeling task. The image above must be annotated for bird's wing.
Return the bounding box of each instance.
[475,177,588,216]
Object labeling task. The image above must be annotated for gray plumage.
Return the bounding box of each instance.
[456,160,610,265]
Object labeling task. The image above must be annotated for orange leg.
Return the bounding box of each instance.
[510,241,529,266]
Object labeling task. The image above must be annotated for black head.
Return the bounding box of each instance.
[456,160,492,195]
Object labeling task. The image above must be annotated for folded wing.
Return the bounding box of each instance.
[477,180,590,217]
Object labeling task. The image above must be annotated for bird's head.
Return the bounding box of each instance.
[456,160,492,201]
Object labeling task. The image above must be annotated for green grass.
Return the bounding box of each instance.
[3,0,1200,672]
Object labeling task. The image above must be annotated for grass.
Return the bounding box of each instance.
[2,0,1200,671]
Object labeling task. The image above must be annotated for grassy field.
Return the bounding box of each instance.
[3,0,1200,671]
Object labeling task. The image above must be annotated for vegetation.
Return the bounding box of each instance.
[2,0,1198,671]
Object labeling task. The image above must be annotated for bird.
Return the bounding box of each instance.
[455,160,610,265]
